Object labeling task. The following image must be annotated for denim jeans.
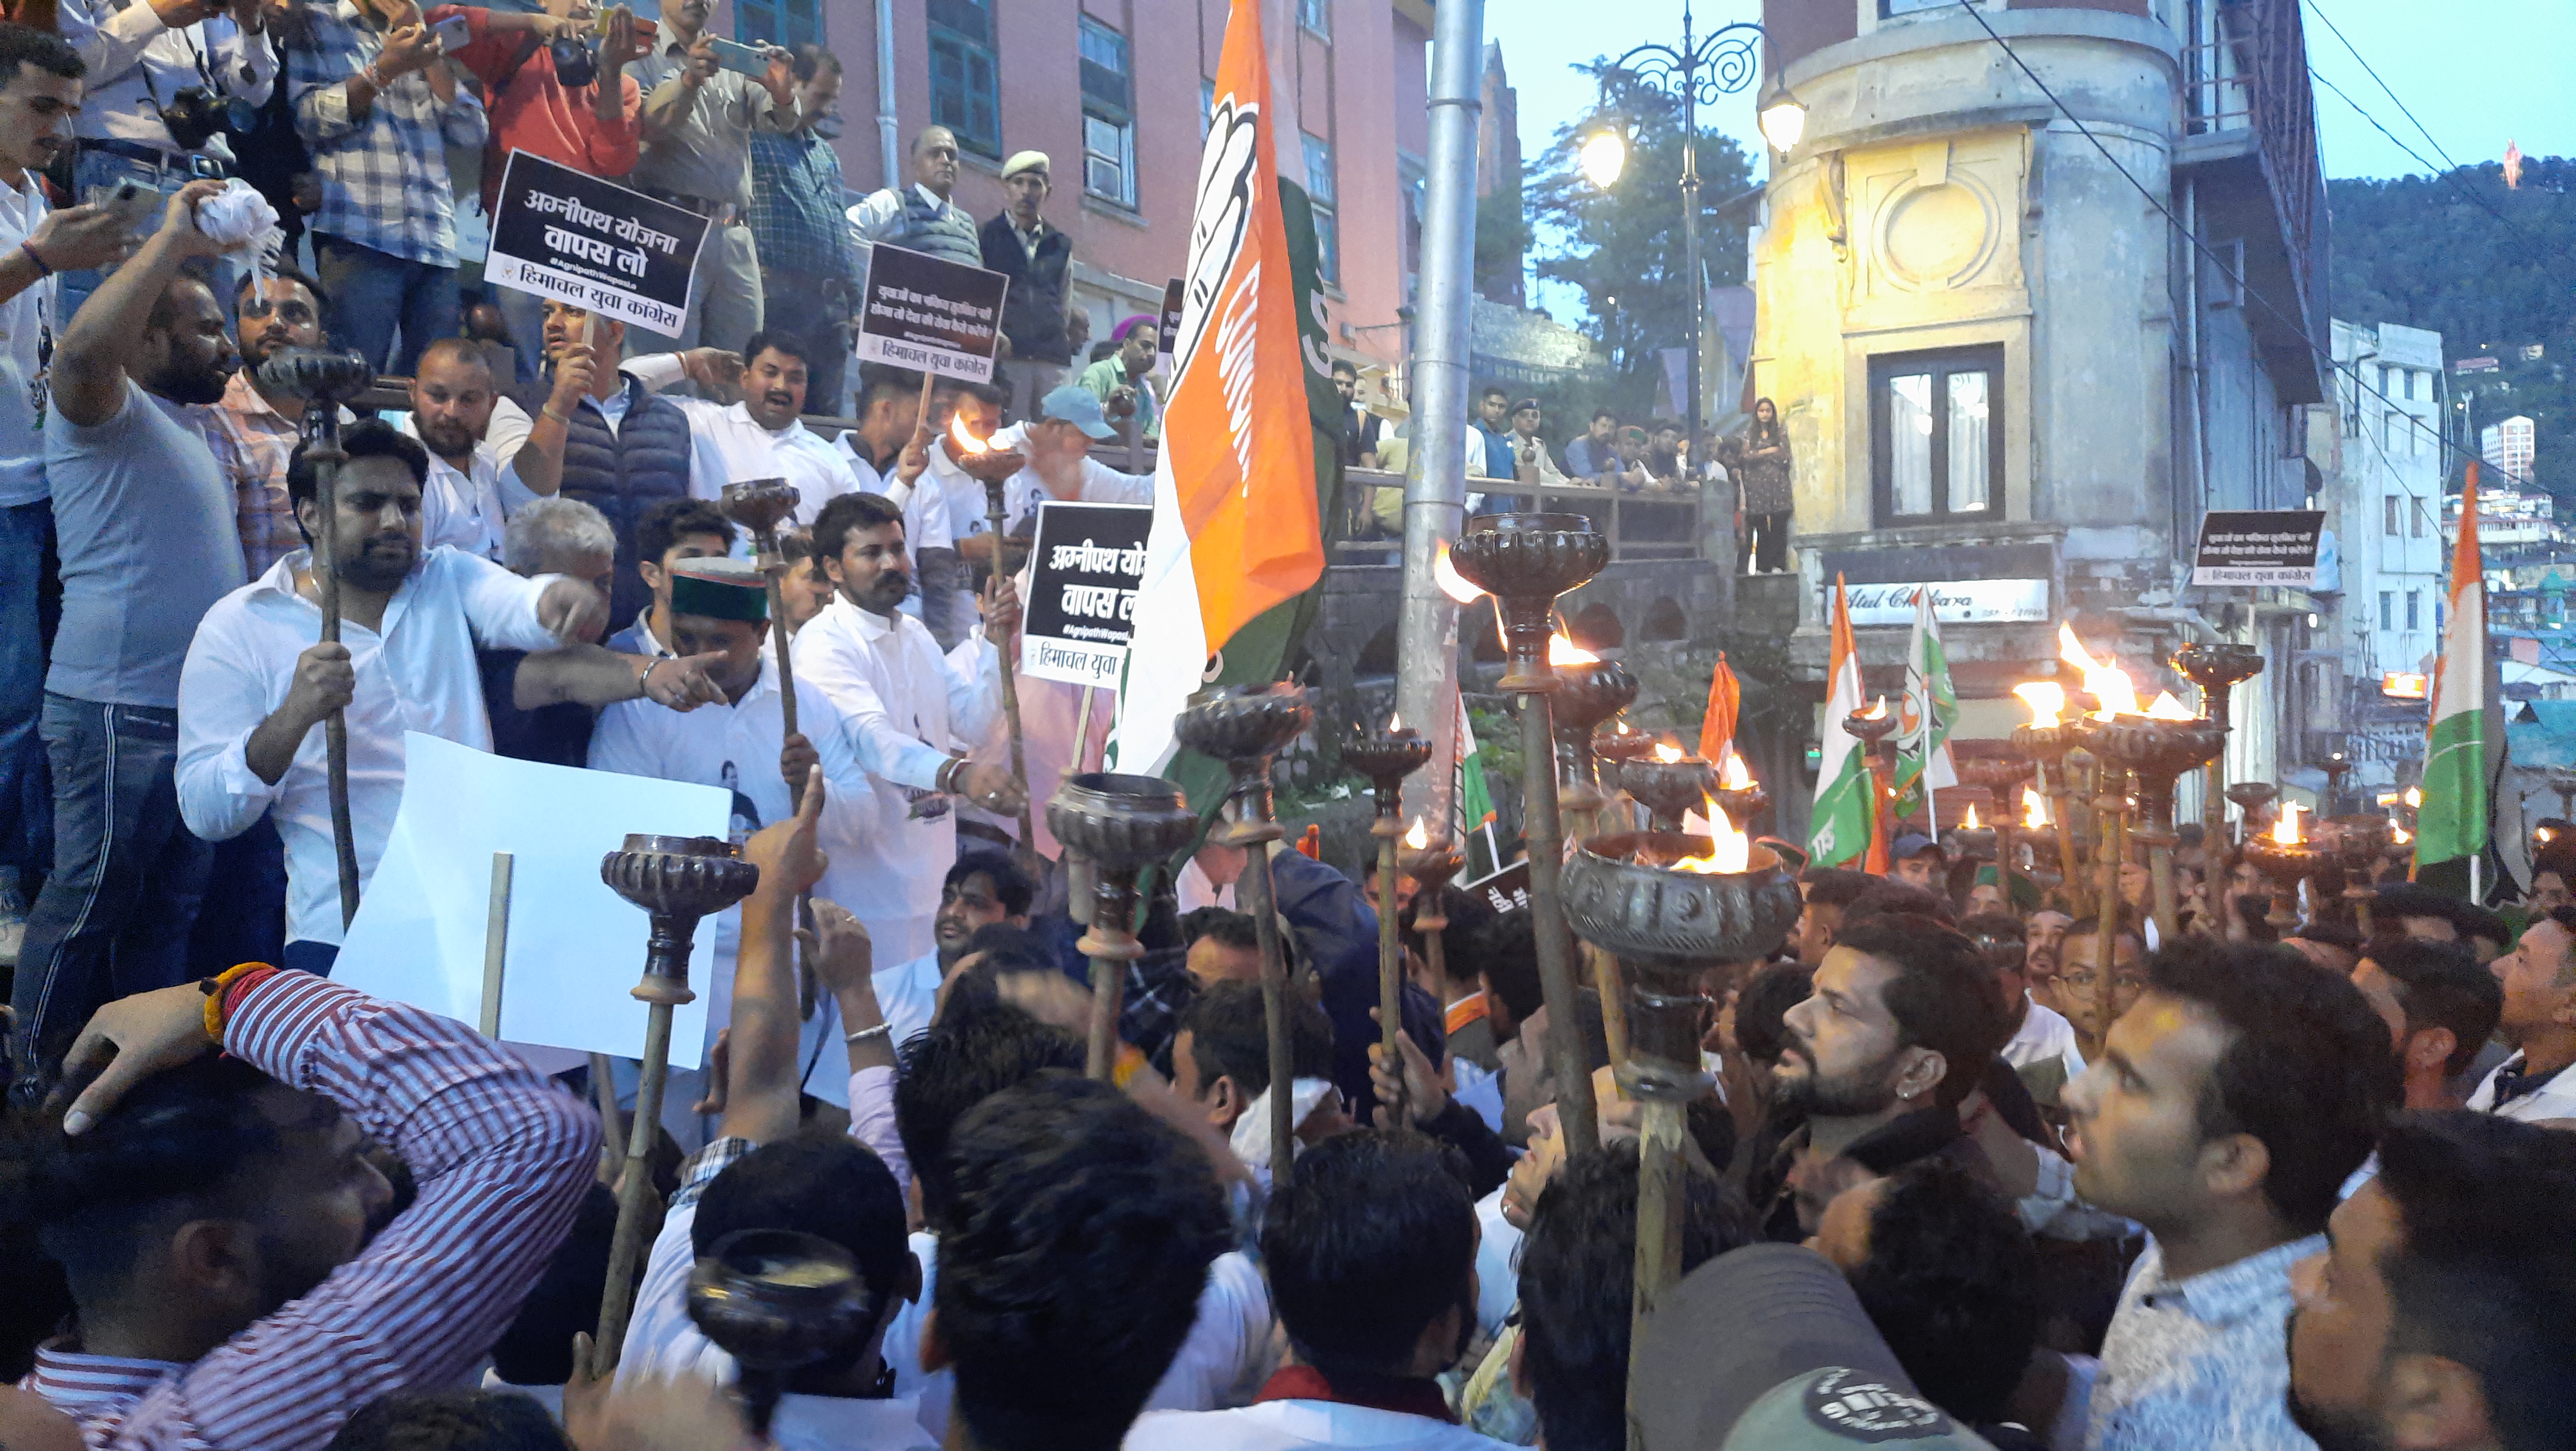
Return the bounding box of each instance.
[11,693,211,1079]
[0,500,55,898]
[187,809,287,976]
[313,233,462,376]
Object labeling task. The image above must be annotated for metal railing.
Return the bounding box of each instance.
[1334,469,1707,563]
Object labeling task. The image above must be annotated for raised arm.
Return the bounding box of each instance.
[56,971,599,1451]
[50,179,226,428]
[509,343,600,499]
[720,772,828,1145]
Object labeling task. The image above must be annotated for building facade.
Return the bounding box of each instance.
[1752,0,2332,827]
[711,0,1431,368]
[2484,415,2538,484]
[2330,319,2445,786]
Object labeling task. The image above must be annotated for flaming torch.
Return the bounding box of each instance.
[947,416,1036,851]
[2094,691,2227,943]
[1842,695,1902,872]
[1345,713,1433,1122]
[2172,641,2265,843]
[1548,636,1637,839]
[2012,681,2089,913]
[2241,801,2323,934]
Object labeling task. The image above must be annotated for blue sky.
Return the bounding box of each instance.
[1486,0,2572,180]
[1485,0,2574,315]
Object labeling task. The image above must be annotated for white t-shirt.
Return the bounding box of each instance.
[0,171,51,507]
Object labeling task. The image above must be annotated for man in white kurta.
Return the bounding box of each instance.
[629,340,857,526]
[588,557,877,1108]
[791,490,1023,963]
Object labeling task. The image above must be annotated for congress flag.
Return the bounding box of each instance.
[1699,652,1740,768]
[1109,0,1324,773]
[2414,465,2487,871]
[1894,586,1958,817]
[1810,576,1872,868]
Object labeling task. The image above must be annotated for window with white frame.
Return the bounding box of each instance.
[1870,345,2004,525]
[1079,18,1135,207]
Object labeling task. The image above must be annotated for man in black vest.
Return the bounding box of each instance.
[980,150,1074,392]
[505,300,698,626]
[846,125,982,271]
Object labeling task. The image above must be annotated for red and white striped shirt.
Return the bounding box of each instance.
[20,970,600,1451]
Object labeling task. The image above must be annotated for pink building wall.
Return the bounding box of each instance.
[701,0,1430,369]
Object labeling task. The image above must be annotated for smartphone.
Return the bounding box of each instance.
[706,36,770,78]
[85,181,163,236]
[591,7,657,43]
[432,13,472,52]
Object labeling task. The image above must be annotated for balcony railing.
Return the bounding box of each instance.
[2182,0,2325,352]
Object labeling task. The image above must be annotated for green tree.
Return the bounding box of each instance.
[1527,60,1757,425]
[1475,169,1528,305]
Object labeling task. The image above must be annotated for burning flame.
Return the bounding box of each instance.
[947,416,990,455]
[1549,635,1598,666]
[1675,801,1750,874]
[2404,787,2422,809]
[1719,753,1753,790]
[1653,741,1686,764]
[1388,712,1403,732]
[2145,692,2196,721]
[2377,791,2401,807]
[1962,802,1983,830]
[2392,819,2412,845]
[1433,541,1485,604]
[2023,787,2050,829]
[1859,695,1889,721]
[2015,681,2066,730]
[2059,625,2140,719]
[2273,801,2305,846]
[1403,816,1428,850]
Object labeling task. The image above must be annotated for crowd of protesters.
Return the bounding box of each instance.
[0,9,2567,1451]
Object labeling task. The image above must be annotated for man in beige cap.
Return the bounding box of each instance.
[982,149,1076,411]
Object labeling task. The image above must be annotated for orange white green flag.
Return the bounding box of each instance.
[1809,575,1871,868]
[2414,464,2487,872]
[1109,0,1323,773]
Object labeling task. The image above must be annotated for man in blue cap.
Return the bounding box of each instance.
[954,383,1152,572]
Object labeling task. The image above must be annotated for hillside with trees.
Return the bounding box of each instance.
[2329,154,2573,499]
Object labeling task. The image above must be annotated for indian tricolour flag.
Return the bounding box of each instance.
[1453,689,1501,880]
[1109,0,1324,772]
[1810,575,1872,868]
[2414,465,2487,873]
[1894,586,1958,820]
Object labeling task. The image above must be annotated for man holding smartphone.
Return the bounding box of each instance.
[284,0,486,374]
[56,0,278,319]
[625,0,797,357]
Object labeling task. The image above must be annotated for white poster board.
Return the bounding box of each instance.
[334,733,731,1069]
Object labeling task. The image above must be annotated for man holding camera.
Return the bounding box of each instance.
[431,0,651,378]
[57,0,277,318]
[285,0,486,374]
[625,0,798,356]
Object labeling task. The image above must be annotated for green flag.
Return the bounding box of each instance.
[1893,586,1958,819]
[1455,689,1501,880]
[1810,576,1875,868]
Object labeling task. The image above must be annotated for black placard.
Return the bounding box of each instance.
[853,244,1009,382]
[1157,276,1183,362]
[484,151,709,335]
[1463,859,1530,916]
[2192,510,2325,586]
[1019,501,1153,686]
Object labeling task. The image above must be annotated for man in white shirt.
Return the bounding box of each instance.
[0,26,133,964]
[1127,1130,1509,1451]
[2465,905,2576,1121]
[1967,909,2085,1111]
[608,497,736,659]
[868,849,1032,1049]
[836,366,957,640]
[405,337,509,558]
[630,332,859,524]
[789,490,1022,962]
[844,125,980,270]
[618,788,933,1451]
[174,421,695,974]
[918,378,1013,649]
[587,556,874,1106]
[959,383,1149,556]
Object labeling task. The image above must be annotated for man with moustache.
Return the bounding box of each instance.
[0,23,135,977]
[791,490,1022,962]
[1753,914,2009,1240]
[404,337,510,558]
[862,849,1033,1049]
[629,330,859,523]
[205,269,338,578]
[11,179,245,1083]
[175,421,711,976]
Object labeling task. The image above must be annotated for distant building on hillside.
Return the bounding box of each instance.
[2484,415,2538,484]
[2447,484,2560,550]
[2332,319,2446,785]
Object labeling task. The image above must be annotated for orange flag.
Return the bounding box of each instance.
[1699,651,1740,766]
[1109,0,1325,771]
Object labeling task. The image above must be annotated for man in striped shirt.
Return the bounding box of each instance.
[11,965,598,1451]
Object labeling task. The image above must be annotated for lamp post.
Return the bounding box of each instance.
[1582,5,1801,612]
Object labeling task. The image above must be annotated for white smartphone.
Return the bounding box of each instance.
[706,37,770,78]
[432,14,472,52]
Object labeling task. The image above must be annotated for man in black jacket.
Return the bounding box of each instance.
[979,150,1074,405]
